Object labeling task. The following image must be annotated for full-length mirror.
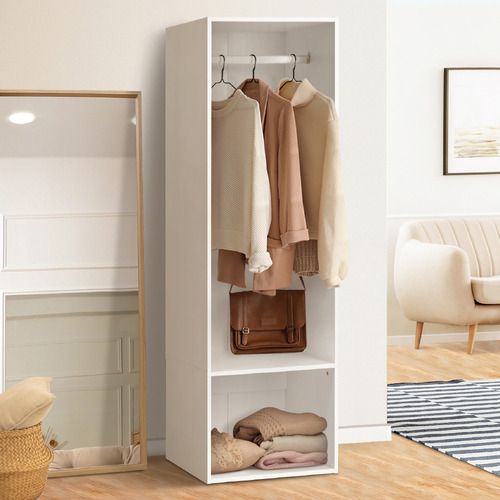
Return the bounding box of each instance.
[0,91,145,477]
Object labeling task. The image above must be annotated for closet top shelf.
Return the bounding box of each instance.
[212,54,310,65]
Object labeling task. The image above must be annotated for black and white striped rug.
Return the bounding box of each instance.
[388,379,500,476]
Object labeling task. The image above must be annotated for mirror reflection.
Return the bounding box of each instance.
[0,94,144,473]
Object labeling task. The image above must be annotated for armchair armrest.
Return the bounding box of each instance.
[394,239,476,325]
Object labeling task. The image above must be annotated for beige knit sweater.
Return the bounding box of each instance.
[233,407,327,444]
[279,79,348,288]
[212,90,272,273]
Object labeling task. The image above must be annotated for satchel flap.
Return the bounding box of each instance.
[230,290,306,331]
[230,291,288,331]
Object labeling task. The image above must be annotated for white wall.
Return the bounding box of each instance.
[388,0,500,337]
[0,0,387,444]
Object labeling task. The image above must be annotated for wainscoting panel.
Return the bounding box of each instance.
[6,337,123,380]
[5,291,139,449]
[47,385,123,450]
[3,213,137,271]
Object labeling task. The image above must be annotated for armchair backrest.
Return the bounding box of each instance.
[397,219,500,278]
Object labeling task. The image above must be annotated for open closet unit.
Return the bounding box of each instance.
[165,17,338,484]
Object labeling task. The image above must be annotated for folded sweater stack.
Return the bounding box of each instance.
[211,407,328,474]
[234,407,328,471]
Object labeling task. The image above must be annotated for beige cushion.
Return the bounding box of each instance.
[0,377,55,431]
[472,276,500,305]
[211,428,265,474]
[396,219,500,278]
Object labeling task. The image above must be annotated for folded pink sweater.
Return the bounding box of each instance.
[254,451,327,470]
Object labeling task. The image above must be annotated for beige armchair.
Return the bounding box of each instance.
[394,219,500,354]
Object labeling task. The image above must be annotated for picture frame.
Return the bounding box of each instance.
[444,67,500,175]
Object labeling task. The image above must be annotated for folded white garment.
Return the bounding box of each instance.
[260,433,327,454]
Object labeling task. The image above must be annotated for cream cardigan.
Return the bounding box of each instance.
[279,79,348,288]
[212,90,272,272]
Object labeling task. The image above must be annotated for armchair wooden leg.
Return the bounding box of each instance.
[467,324,478,354]
[415,321,424,349]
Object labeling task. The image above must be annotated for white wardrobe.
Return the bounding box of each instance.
[165,17,338,484]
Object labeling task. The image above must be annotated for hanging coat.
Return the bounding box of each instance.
[218,79,309,293]
[279,78,348,288]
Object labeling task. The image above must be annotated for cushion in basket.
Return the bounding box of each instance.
[0,377,55,431]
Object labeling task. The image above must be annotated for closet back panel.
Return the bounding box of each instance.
[211,22,335,101]
[211,254,335,369]
[210,21,337,373]
[211,369,335,468]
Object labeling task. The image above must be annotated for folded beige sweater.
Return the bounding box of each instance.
[260,433,327,454]
[233,407,327,444]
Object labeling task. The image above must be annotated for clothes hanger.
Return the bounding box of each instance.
[239,54,258,91]
[250,54,258,82]
[279,53,302,91]
[211,54,237,94]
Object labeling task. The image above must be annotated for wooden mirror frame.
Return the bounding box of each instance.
[0,90,147,477]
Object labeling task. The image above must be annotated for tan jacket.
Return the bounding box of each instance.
[279,79,348,288]
[218,79,309,292]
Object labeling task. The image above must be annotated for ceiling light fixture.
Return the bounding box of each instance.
[8,111,36,125]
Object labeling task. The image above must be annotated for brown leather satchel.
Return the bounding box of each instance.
[229,278,306,354]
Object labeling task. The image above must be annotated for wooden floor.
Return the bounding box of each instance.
[388,339,500,383]
[42,341,500,500]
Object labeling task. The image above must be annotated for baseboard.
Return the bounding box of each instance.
[388,330,500,346]
[339,424,392,444]
[147,438,166,457]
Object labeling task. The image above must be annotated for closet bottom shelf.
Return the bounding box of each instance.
[209,464,337,483]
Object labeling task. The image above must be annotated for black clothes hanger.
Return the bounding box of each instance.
[250,54,258,82]
[212,54,237,93]
[279,54,302,91]
[239,54,259,92]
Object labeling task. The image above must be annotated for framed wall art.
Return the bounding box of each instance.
[444,67,500,175]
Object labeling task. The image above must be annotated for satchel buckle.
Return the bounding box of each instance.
[241,327,250,346]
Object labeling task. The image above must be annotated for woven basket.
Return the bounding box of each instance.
[0,424,53,500]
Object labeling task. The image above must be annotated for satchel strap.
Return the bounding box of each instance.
[287,293,295,344]
[298,276,305,290]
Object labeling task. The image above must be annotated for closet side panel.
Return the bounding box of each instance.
[165,18,210,482]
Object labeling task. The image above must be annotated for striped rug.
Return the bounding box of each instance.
[388,379,500,476]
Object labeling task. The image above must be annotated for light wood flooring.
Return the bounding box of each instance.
[42,341,500,500]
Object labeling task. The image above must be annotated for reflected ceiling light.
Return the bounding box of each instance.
[8,111,36,125]
[131,116,137,125]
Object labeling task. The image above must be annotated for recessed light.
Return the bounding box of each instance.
[8,112,36,125]
[131,116,137,125]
